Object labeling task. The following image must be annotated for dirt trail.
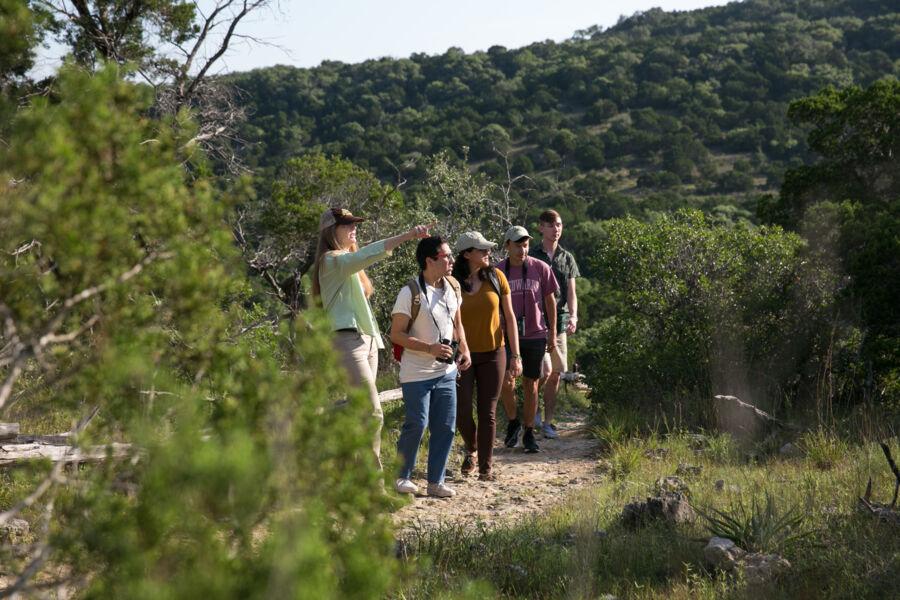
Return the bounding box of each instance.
[392,415,602,533]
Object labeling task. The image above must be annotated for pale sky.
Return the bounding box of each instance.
[33,0,733,75]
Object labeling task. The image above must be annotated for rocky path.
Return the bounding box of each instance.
[392,415,602,533]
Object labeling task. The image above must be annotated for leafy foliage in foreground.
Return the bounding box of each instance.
[0,64,395,597]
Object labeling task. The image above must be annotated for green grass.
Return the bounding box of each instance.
[391,414,900,599]
[800,428,850,470]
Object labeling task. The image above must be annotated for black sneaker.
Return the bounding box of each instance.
[523,427,540,453]
[504,418,522,448]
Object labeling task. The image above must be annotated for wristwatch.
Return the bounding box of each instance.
[510,353,521,359]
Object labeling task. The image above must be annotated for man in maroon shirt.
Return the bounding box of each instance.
[497,226,558,453]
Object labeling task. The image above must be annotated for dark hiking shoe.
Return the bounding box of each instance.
[523,427,540,453]
[504,418,522,448]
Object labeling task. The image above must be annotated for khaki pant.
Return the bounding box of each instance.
[333,331,383,466]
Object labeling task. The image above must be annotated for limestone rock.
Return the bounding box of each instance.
[779,442,802,458]
[0,518,29,544]
[655,475,690,495]
[704,536,745,570]
[622,492,695,528]
[676,462,703,476]
[704,537,791,586]
[742,552,792,586]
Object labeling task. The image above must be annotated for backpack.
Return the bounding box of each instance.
[484,267,502,297]
[392,275,462,362]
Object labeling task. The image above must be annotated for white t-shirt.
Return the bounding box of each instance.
[392,279,459,384]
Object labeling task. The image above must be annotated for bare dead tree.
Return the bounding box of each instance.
[492,145,531,232]
[34,0,287,173]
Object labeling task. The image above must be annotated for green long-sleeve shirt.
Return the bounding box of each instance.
[318,239,392,349]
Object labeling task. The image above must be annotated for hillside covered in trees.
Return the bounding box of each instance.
[231,0,900,224]
[2,0,898,596]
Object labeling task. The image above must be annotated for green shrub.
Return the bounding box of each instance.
[580,209,838,425]
[0,64,395,598]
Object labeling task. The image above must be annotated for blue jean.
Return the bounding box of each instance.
[397,371,457,484]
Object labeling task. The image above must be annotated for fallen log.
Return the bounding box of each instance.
[712,394,796,436]
[0,442,131,467]
[378,388,403,403]
[11,434,73,446]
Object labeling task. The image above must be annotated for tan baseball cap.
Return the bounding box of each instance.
[455,231,497,253]
[319,207,365,231]
[504,225,532,243]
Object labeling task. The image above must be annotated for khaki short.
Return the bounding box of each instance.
[540,332,567,378]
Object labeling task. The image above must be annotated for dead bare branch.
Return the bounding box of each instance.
[0,252,172,411]
[9,240,42,262]
[857,441,900,525]
[40,314,100,346]
[881,442,899,508]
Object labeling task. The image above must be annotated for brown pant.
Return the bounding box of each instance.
[456,347,506,474]
[333,331,382,467]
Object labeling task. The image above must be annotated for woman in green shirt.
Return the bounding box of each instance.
[312,207,431,466]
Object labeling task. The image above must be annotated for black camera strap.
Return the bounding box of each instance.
[505,257,531,334]
[417,274,453,341]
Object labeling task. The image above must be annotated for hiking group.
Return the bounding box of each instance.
[313,207,580,499]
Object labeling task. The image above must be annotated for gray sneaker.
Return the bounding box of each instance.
[426,482,456,498]
[542,422,558,439]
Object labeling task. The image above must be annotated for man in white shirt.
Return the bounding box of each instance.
[390,236,471,498]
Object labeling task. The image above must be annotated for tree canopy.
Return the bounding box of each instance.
[229,0,900,224]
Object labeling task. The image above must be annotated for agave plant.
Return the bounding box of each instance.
[697,492,815,554]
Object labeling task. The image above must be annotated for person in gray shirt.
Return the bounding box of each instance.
[529,209,580,440]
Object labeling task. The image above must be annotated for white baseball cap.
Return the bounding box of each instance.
[455,231,497,253]
[504,225,532,243]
